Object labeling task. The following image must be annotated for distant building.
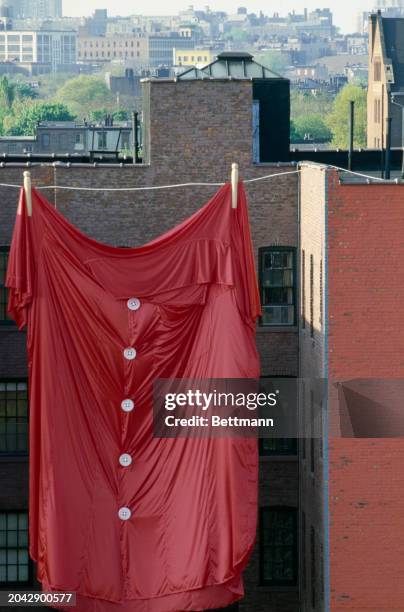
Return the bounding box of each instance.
[0,134,35,153]
[77,33,148,67]
[174,47,215,67]
[0,120,132,157]
[0,0,62,19]
[294,64,328,80]
[105,68,141,97]
[367,11,404,148]
[0,29,75,71]
[346,34,368,55]
[81,9,108,37]
[148,34,195,67]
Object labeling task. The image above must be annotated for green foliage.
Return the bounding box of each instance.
[55,75,115,116]
[292,114,332,142]
[14,82,38,100]
[325,84,367,149]
[224,27,250,43]
[0,76,37,111]
[291,90,334,122]
[3,101,75,135]
[89,108,129,122]
[255,51,289,76]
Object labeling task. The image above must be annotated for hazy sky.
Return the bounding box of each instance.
[63,0,374,33]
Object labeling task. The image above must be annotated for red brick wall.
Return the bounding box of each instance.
[327,170,404,610]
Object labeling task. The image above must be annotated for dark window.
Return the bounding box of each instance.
[260,438,297,456]
[310,390,315,475]
[320,541,324,601]
[259,247,296,326]
[374,60,381,82]
[260,507,298,586]
[0,512,30,584]
[310,526,316,608]
[97,131,107,149]
[0,380,28,455]
[301,511,306,590]
[301,249,305,328]
[40,133,50,149]
[310,254,314,337]
[0,247,13,325]
[319,258,323,327]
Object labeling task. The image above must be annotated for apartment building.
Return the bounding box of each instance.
[1,49,404,612]
[77,33,148,66]
[0,29,76,70]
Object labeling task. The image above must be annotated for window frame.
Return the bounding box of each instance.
[259,505,298,587]
[0,378,29,457]
[0,246,14,327]
[0,510,32,586]
[258,246,297,328]
[259,438,298,457]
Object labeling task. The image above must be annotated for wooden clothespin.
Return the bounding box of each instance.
[231,162,238,209]
[23,171,32,217]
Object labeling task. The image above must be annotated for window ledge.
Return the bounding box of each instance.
[256,326,298,333]
[257,585,299,592]
[260,455,298,462]
[0,455,28,463]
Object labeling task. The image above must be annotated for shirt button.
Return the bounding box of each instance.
[118,507,131,521]
[127,297,141,311]
[123,347,136,360]
[121,399,134,412]
[119,453,132,467]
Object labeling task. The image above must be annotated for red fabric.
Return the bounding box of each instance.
[6,182,261,612]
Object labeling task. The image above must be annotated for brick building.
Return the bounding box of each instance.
[1,58,404,612]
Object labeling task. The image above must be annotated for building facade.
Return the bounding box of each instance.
[0,29,75,70]
[0,0,62,19]
[1,57,404,612]
[0,120,132,156]
[77,33,148,67]
[148,34,195,67]
[367,11,404,149]
[174,47,215,67]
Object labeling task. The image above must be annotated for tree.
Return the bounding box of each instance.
[0,76,37,111]
[88,108,129,123]
[326,84,367,149]
[255,50,289,76]
[3,101,75,135]
[291,90,334,123]
[292,114,332,142]
[0,76,15,109]
[55,76,115,117]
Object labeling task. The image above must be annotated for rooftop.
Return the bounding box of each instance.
[177,51,286,80]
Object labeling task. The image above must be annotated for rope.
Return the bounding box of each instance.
[0,165,400,191]
[325,164,394,183]
[0,169,300,191]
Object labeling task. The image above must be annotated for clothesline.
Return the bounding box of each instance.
[0,169,300,191]
[0,166,400,191]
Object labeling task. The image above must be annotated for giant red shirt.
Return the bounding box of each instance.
[6,182,261,612]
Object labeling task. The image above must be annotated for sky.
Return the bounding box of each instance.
[63,0,375,33]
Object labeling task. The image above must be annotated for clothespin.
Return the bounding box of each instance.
[23,171,32,217]
[231,162,238,209]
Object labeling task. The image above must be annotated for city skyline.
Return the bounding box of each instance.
[62,0,376,33]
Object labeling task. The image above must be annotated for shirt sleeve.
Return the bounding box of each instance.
[5,188,36,330]
[232,182,262,328]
